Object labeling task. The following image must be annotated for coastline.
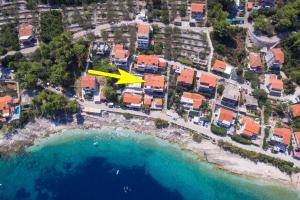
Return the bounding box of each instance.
[1,112,300,190]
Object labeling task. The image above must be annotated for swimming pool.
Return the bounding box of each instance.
[15,105,20,115]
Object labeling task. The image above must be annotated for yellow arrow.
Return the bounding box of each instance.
[88,69,145,85]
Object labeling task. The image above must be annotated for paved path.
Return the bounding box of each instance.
[0,46,38,59]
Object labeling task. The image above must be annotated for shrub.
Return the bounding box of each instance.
[231,135,252,145]
[192,133,202,143]
[123,113,133,120]
[154,119,169,129]
[211,124,227,136]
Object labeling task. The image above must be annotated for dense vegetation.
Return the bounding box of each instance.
[11,32,88,89]
[231,135,252,145]
[0,23,20,55]
[154,118,169,128]
[218,140,300,174]
[40,10,64,43]
[146,0,170,24]
[211,124,227,136]
[28,0,106,6]
[32,90,79,119]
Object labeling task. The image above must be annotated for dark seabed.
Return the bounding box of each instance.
[0,128,299,200]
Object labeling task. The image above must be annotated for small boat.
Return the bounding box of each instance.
[116,170,119,175]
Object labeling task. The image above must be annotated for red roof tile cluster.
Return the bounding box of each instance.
[249,52,262,66]
[112,44,128,59]
[153,98,163,106]
[182,92,205,109]
[200,73,217,87]
[80,75,96,89]
[144,96,152,106]
[137,23,151,35]
[213,60,227,69]
[274,128,292,145]
[123,93,142,104]
[219,108,234,123]
[269,75,283,90]
[271,48,284,64]
[247,2,253,9]
[137,55,166,68]
[290,104,300,118]
[19,23,33,37]
[177,69,194,85]
[242,117,260,136]
[0,95,12,113]
[294,132,300,147]
[144,74,165,88]
[191,3,205,13]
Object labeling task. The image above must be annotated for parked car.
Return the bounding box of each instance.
[108,102,114,108]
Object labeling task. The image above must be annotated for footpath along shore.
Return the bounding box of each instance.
[1,112,300,189]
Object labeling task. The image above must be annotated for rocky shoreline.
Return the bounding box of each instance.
[1,112,300,189]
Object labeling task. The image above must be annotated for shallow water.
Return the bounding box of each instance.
[0,128,299,200]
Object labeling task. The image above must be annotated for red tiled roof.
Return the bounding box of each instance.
[144,96,152,106]
[177,69,194,85]
[271,48,284,64]
[290,104,300,118]
[123,93,142,104]
[137,55,159,65]
[191,3,205,13]
[274,128,292,145]
[200,73,217,87]
[269,75,283,90]
[153,98,163,106]
[0,95,12,112]
[80,75,96,89]
[247,2,253,9]
[137,23,150,35]
[182,92,205,109]
[144,74,165,88]
[249,52,262,66]
[242,116,260,136]
[213,60,227,69]
[113,44,128,59]
[19,23,33,37]
[219,108,234,122]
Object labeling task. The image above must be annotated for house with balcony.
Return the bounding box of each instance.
[289,104,300,119]
[91,40,111,57]
[265,74,283,97]
[248,52,262,73]
[135,55,167,73]
[137,23,152,49]
[239,116,260,139]
[180,92,205,112]
[0,95,20,123]
[111,44,130,69]
[191,3,205,20]
[177,69,195,89]
[265,48,284,71]
[244,95,258,110]
[221,84,240,109]
[80,74,98,100]
[198,73,217,95]
[269,128,292,152]
[143,74,165,96]
[18,23,35,47]
[144,96,163,110]
[216,108,234,129]
[212,60,233,78]
[123,93,143,109]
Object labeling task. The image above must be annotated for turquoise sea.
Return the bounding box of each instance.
[0,128,299,200]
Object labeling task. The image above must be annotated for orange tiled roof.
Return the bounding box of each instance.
[19,23,33,37]
[213,60,227,69]
[271,48,284,64]
[219,108,234,122]
[159,61,167,68]
[182,92,205,109]
[247,2,253,9]
[242,116,260,136]
[137,55,159,65]
[80,75,96,89]
[177,69,194,85]
[274,128,292,145]
[191,3,205,13]
[269,75,283,90]
[249,52,262,66]
[153,98,163,106]
[290,104,300,118]
[144,74,165,88]
[200,73,217,87]
[113,44,128,59]
[0,95,12,112]
[123,93,142,104]
[144,96,152,106]
[137,23,150,35]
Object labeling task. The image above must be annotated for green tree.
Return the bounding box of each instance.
[40,10,64,43]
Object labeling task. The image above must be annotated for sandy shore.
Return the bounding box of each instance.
[1,112,300,189]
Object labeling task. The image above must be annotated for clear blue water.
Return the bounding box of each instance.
[0,128,299,200]
[15,106,20,115]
